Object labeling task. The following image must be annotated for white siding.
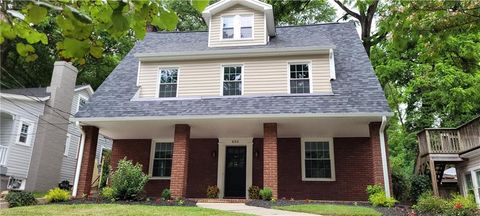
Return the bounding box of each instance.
[0,98,45,179]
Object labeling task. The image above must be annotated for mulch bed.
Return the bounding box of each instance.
[246,199,414,216]
[59,197,197,207]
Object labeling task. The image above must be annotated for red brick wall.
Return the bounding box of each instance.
[263,123,278,198]
[253,138,264,188]
[170,124,190,198]
[110,139,169,197]
[186,139,218,198]
[76,126,99,197]
[369,122,384,186]
[277,137,374,201]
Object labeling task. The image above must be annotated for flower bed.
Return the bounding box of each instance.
[63,197,197,207]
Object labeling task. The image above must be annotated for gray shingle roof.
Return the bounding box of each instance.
[76,22,391,119]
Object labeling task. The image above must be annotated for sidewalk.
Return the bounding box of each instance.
[197,203,319,216]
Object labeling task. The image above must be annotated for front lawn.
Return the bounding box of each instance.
[274,204,381,216]
[0,204,248,216]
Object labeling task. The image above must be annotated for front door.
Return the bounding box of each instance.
[224,146,246,197]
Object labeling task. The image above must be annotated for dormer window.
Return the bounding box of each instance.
[222,15,253,40]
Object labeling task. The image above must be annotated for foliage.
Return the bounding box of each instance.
[414,193,477,216]
[175,197,185,206]
[366,185,397,207]
[445,194,477,216]
[248,185,261,200]
[5,191,37,208]
[99,149,111,189]
[110,158,148,200]
[45,188,70,203]
[161,189,171,200]
[366,184,383,197]
[267,0,335,26]
[391,169,409,202]
[100,187,115,201]
[206,185,219,198]
[275,204,381,216]
[413,192,447,214]
[259,187,273,201]
[409,175,432,203]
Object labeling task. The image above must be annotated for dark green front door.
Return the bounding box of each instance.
[224,146,246,197]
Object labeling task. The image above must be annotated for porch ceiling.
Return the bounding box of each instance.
[80,116,382,140]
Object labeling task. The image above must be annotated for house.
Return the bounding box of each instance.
[416,116,480,204]
[0,62,112,191]
[72,0,392,201]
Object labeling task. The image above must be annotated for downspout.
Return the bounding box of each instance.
[72,121,86,197]
[379,116,391,197]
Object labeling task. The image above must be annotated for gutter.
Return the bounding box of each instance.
[72,122,86,197]
[379,116,391,197]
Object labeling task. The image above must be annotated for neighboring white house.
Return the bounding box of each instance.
[0,62,111,191]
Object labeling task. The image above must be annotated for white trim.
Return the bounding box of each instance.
[288,61,313,94]
[155,67,180,98]
[461,165,480,205]
[221,64,244,96]
[74,85,94,95]
[0,93,50,101]
[148,139,174,180]
[64,133,71,157]
[15,118,34,146]
[132,92,334,101]
[379,116,391,197]
[329,49,336,80]
[72,112,394,122]
[72,123,85,197]
[301,138,336,181]
[208,18,212,47]
[136,61,141,86]
[76,94,89,113]
[217,137,253,199]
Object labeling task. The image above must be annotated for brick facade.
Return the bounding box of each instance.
[253,138,264,188]
[76,126,99,197]
[186,139,218,198]
[170,124,190,198]
[263,123,278,198]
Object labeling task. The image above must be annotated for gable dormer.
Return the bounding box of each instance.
[202,0,275,47]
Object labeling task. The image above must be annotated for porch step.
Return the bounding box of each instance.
[193,198,246,203]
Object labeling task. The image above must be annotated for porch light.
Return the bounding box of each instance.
[255,150,259,157]
[211,150,217,158]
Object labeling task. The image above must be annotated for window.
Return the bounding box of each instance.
[289,63,311,94]
[64,134,71,156]
[222,65,242,96]
[150,142,173,178]
[158,68,178,98]
[222,16,234,39]
[222,15,253,39]
[76,95,88,113]
[466,173,475,196]
[301,138,335,181]
[16,120,32,145]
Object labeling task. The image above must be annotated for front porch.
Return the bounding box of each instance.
[73,116,391,201]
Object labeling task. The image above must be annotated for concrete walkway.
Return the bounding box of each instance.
[197,203,319,216]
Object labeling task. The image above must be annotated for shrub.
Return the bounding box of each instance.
[391,169,409,202]
[110,158,148,200]
[5,191,37,207]
[161,189,171,200]
[100,187,115,200]
[248,185,261,199]
[409,174,431,203]
[206,185,219,198]
[259,187,273,201]
[369,191,397,207]
[413,192,446,214]
[45,188,70,203]
[444,194,477,216]
[366,184,383,197]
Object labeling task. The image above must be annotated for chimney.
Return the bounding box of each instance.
[26,61,78,191]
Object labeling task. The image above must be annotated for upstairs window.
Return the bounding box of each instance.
[16,120,32,146]
[76,95,88,113]
[222,65,242,96]
[222,15,253,40]
[158,68,178,98]
[289,63,311,94]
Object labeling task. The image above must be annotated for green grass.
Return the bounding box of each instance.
[274,204,381,216]
[31,192,48,198]
[0,204,248,216]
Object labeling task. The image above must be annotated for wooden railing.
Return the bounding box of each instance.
[0,145,7,166]
[418,117,480,156]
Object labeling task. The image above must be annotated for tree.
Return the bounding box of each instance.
[268,0,336,25]
[333,0,385,56]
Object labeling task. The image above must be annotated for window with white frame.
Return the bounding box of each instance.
[289,63,311,94]
[222,65,242,96]
[222,15,253,39]
[16,120,32,145]
[150,142,173,178]
[466,173,475,196]
[64,134,71,156]
[76,95,88,113]
[301,138,335,181]
[158,68,178,98]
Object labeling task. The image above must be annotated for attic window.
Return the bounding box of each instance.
[222,15,253,40]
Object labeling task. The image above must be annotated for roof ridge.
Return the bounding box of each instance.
[276,22,348,28]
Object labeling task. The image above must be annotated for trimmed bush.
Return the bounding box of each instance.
[45,188,70,203]
[110,158,148,200]
[161,189,171,200]
[206,185,219,198]
[259,187,273,201]
[366,184,383,197]
[100,187,115,200]
[369,191,397,207]
[5,191,37,208]
[248,185,261,199]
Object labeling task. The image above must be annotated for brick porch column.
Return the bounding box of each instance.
[76,126,99,197]
[170,124,190,198]
[369,122,392,191]
[263,123,278,198]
